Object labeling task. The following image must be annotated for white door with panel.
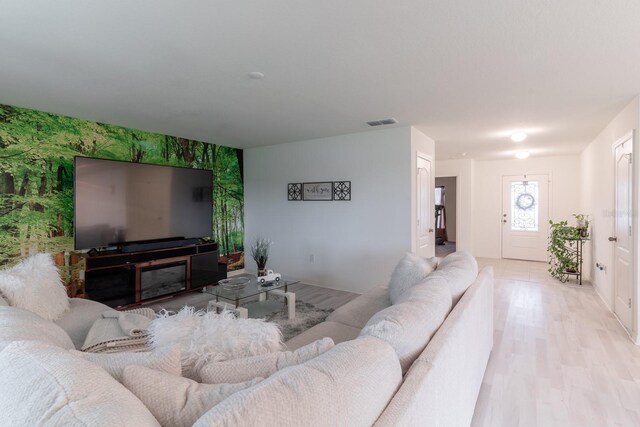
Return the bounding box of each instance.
[501,174,550,261]
[613,134,633,332]
[416,154,434,257]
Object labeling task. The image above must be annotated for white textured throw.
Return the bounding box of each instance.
[0,253,69,321]
[198,337,335,384]
[123,365,261,427]
[72,346,182,383]
[148,306,283,378]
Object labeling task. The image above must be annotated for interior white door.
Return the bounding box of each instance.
[613,135,633,331]
[501,174,550,261]
[416,154,434,257]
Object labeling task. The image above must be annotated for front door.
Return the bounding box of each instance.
[416,153,434,257]
[501,174,550,261]
[613,134,633,331]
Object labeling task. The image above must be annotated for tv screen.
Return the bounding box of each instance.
[74,157,213,250]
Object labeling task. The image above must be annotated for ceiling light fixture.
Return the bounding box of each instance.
[510,132,528,142]
[515,151,530,159]
[248,72,265,79]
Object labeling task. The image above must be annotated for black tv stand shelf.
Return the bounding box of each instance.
[83,242,226,308]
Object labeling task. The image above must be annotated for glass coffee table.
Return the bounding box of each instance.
[203,275,299,319]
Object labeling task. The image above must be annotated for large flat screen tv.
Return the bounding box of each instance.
[74,157,213,250]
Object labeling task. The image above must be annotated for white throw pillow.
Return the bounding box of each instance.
[148,306,283,378]
[0,253,69,321]
[199,337,334,384]
[123,365,261,427]
[360,284,452,373]
[0,306,74,351]
[428,251,478,305]
[388,253,438,304]
[0,341,159,426]
[71,346,182,383]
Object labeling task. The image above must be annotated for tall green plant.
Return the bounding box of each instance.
[547,220,580,281]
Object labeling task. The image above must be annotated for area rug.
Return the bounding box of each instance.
[264,301,333,342]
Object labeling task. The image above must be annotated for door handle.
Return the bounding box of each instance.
[502,220,507,223]
[428,229,434,233]
[608,236,617,242]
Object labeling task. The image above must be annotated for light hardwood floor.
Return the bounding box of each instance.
[472,258,640,427]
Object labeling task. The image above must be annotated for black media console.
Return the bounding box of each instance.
[83,242,227,308]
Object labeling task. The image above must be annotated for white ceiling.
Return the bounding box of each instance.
[1,1,639,159]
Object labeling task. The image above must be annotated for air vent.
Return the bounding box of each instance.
[366,118,398,127]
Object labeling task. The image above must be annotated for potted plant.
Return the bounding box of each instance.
[547,220,580,281]
[573,214,590,238]
[250,237,272,276]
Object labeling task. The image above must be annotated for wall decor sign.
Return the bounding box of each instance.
[288,183,302,201]
[303,182,334,201]
[288,181,351,201]
[333,181,351,201]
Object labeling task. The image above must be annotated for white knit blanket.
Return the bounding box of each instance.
[81,308,155,353]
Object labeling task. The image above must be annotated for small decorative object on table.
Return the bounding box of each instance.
[250,236,272,276]
[573,213,590,238]
[257,269,281,286]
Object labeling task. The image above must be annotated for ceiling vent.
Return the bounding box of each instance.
[366,118,398,127]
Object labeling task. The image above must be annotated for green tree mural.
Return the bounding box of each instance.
[0,104,244,291]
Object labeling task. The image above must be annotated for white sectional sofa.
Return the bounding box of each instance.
[0,251,493,426]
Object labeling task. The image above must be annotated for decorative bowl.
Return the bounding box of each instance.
[218,277,251,291]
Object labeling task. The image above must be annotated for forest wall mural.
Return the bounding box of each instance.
[0,103,244,296]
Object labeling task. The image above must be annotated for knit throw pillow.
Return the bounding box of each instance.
[123,365,261,427]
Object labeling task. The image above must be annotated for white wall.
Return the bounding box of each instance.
[410,127,436,257]
[244,126,433,294]
[472,155,581,259]
[580,96,639,342]
[434,159,475,253]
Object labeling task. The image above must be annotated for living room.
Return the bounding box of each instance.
[1,1,640,426]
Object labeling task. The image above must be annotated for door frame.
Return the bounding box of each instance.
[611,130,638,343]
[500,173,553,261]
[414,151,434,258]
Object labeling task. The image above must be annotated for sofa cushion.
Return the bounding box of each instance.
[427,251,478,306]
[394,275,449,305]
[71,346,182,383]
[284,321,361,351]
[0,306,74,351]
[55,298,117,348]
[359,284,452,373]
[0,253,70,321]
[199,337,334,384]
[0,341,159,426]
[388,253,438,304]
[123,365,260,427]
[193,336,402,427]
[327,284,391,329]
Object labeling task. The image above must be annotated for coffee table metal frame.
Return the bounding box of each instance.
[204,275,298,320]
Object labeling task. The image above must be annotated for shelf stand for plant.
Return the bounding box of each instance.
[560,237,588,285]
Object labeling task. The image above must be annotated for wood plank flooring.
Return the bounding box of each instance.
[471,258,640,427]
